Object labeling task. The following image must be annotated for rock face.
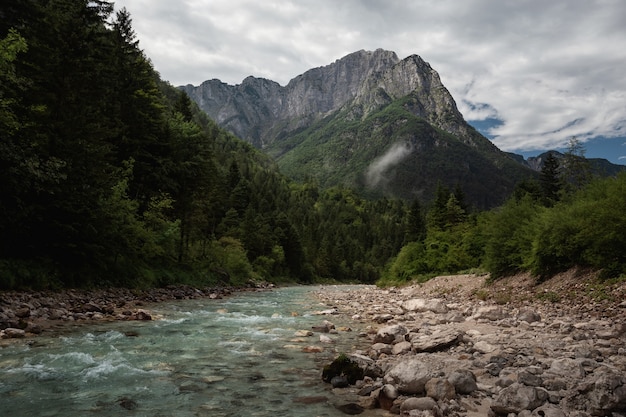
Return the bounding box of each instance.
[183,50,447,148]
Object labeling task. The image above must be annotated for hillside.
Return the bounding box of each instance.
[183,50,535,208]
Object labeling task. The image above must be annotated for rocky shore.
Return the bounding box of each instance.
[312,271,626,416]
[0,284,269,340]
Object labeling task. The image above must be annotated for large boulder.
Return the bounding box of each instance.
[383,357,431,394]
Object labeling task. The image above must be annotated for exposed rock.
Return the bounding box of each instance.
[409,327,463,352]
[399,396,438,413]
[383,358,431,394]
[2,328,26,338]
[448,369,478,394]
[374,324,408,344]
[425,377,456,400]
[491,383,549,415]
[401,298,449,314]
[473,306,508,321]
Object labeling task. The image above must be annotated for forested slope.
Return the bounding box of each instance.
[0,0,411,289]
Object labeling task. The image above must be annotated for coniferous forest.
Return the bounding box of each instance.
[1,1,624,290]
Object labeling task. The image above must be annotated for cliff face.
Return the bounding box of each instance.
[182,49,474,148]
[182,49,536,207]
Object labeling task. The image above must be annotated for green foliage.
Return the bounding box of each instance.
[482,195,540,279]
[530,173,626,279]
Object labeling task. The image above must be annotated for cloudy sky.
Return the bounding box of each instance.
[113,0,626,164]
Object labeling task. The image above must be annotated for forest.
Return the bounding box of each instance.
[1,1,624,290]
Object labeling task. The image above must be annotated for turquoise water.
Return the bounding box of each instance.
[0,286,374,416]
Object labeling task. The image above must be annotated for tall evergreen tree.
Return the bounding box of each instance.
[539,152,562,206]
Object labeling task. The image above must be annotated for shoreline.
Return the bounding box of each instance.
[0,283,274,340]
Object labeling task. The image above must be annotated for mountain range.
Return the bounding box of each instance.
[181,49,623,209]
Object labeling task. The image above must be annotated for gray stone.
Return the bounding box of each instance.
[383,357,431,394]
[409,328,463,352]
[374,324,408,344]
[400,396,438,412]
[2,328,26,338]
[392,340,412,355]
[473,306,508,321]
[401,298,449,314]
[546,358,585,379]
[425,377,456,400]
[448,369,478,394]
[491,383,549,414]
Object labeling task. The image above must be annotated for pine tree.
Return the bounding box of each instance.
[539,152,562,206]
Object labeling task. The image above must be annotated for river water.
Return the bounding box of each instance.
[0,286,376,417]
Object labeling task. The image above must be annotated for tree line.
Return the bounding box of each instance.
[381,143,626,285]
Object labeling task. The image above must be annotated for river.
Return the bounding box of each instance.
[0,285,380,416]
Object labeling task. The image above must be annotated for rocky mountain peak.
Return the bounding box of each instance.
[181,49,469,148]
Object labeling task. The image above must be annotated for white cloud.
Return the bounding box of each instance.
[366,142,414,188]
[114,0,626,156]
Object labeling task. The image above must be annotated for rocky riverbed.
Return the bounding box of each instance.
[312,271,626,416]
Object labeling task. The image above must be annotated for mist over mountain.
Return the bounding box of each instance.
[182,49,536,208]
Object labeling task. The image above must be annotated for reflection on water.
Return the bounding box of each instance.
[0,286,373,416]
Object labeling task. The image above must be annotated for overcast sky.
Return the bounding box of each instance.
[113,0,626,163]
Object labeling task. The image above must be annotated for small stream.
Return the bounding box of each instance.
[0,286,375,416]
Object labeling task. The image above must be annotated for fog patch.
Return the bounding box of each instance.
[366,141,414,188]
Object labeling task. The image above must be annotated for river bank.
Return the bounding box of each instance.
[0,283,272,340]
[311,270,626,416]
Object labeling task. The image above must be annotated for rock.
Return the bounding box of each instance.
[294,330,313,337]
[302,345,324,353]
[322,355,364,385]
[319,334,334,344]
[546,358,585,379]
[336,403,364,415]
[448,369,478,394]
[392,340,412,355]
[530,404,567,417]
[134,309,152,321]
[570,370,626,415]
[518,370,543,387]
[2,328,26,338]
[410,328,463,352]
[473,306,508,321]
[425,377,456,400]
[400,396,438,413]
[376,384,399,410]
[473,340,497,354]
[14,307,30,318]
[383,357,431,394]
[518,308,541,323]
[374,324,408,344]
[401,298,449,314]
[331,375,350,388]
[491,383,549,415]
[370,343,393,356]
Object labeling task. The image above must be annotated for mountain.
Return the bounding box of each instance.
[182,49,535,209]
[514,150,626,176]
